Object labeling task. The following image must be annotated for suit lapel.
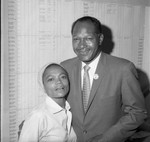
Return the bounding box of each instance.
[86,53,106,113]
[73,60,85,119]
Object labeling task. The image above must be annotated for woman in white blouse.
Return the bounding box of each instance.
[19,63,77,142]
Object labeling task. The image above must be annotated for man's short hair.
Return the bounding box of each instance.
[71,16,102,35]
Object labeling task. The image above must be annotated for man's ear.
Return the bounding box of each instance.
[99,34,104,45]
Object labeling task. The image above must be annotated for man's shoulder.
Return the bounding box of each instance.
[61,57,78,67]
[60,57,79,74]
[102,53,136,72]
[103,53,132,65]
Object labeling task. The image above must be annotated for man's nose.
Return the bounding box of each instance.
[79,38,86,48]
[78,39,86,49]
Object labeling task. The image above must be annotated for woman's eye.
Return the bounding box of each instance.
[61,75,67,79]
[47,78,54,82]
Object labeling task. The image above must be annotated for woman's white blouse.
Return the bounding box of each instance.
[19,96,77,142]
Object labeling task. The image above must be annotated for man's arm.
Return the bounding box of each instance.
[98,63,147,142]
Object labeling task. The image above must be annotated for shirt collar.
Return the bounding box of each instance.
[45,96,71,114]
[82,52,101,69]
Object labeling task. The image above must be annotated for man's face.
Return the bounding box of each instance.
[72,21,102,63]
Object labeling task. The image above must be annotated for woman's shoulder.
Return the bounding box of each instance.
[25,103,52,121]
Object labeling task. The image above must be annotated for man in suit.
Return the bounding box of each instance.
[61,16,147,142]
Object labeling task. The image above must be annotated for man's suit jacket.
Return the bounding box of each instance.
[61,52,147,142]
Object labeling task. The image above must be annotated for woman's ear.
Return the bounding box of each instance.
[99,34,104,45]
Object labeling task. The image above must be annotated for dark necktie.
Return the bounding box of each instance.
[82,65,90,112]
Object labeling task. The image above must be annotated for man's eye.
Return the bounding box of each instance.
[73,38,79,41]
[86,37,93,41]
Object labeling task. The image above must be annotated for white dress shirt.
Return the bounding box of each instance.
[19,96,77,142]
[81,53,101,89]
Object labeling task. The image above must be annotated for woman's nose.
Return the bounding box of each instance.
[56,78,62,84]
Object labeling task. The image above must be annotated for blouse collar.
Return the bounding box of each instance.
[45,96,71,114]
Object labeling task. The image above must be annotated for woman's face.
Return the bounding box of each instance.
[43,65,69,99]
